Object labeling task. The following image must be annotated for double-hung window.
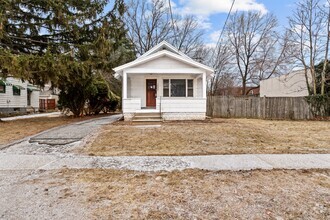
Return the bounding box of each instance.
[163,79,169,97]
[163,79,194,97]
[13,85,21,96]
[187,79,193,97]
[171,79,186,97]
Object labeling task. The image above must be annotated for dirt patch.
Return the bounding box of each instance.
[0,114,113,146]
[1,168,328,219]
[0,169,92,219]
[85,118,330,156]
[52,168,330,219]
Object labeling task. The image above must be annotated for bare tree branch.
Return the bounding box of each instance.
[225,11,291,95]
[124,0,204,57]
[288,0,327,95]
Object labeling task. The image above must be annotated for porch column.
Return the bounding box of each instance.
[202,72,206,98]
[123,71,127,99]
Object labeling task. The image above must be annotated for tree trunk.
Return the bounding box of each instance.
[242,80,246,96]
[321,8,330,95]
[304,67,312,95]
[311,68,317,95]
[321,59,328,96]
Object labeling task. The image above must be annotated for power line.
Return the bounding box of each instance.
[213,0,236,67]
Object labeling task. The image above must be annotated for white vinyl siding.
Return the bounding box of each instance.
[159,98,206,113]
[196,78,203,98]
[0,78,40,109]
[0,78,28,108]
[123,98,141,113]
[134,56,194,69]
[127,75,146,107]
[30,91,40,109]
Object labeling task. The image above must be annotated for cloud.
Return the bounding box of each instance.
[210,30,221,43]
[171,0,268,31]
[177,0,268,16]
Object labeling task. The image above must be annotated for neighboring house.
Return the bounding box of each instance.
[217,86,260,96]
[113,41,214,121]
[0,77,40,114]
[260,70,311,97]
[39,83,59,111]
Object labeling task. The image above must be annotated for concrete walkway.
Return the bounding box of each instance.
[1,114,123,152]
[0,154,329,172]
[1,111,61,121]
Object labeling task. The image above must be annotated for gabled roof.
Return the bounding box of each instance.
[138,41,193,60]
[113,41,214,75]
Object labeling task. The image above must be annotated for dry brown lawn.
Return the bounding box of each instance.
[85,118,330,156]
[0,115,106,146]
[46,168,330,219]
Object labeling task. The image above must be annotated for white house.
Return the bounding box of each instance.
[260,70,311,97]
[113,41,214,121]
[0,77,40,114]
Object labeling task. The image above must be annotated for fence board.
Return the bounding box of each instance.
[207,96,313,120]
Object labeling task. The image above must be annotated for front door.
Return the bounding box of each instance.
[146,79,157,107]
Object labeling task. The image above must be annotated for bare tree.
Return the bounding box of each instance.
[288,0,327,95]
[124,0,171,55]
[252,30,296,84]
[209,41,236,95]
[321,0,330,95]
[124,0,204,57]
[225,11,291,95]
[172,15,204,56]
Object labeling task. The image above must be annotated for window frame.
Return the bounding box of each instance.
[163,79,170,97]
[162,79,194,98]
[13,86,21,96]
[187,79,193,97]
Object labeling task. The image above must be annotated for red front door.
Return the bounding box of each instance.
[146,79,157,107]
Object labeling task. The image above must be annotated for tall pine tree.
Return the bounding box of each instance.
[0,0,134,116]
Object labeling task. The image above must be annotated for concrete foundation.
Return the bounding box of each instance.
[0,107,27,115]
[124,112,206,121]
[162,112,206,121]
[123,113,134,121]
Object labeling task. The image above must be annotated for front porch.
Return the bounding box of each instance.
[123,97,207,121]
[122,71,207,121]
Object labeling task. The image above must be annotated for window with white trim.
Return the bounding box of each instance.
[187,79,193,97]
[13,86,21,96]
[163,79,193,97]
[163,79,169,97]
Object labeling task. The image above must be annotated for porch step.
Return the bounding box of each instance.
[132,112,163,122]
[134,112,161,117]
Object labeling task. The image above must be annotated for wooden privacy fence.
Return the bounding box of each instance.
[207,96,313,120]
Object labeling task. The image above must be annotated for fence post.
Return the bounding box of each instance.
[261,96,265,119]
